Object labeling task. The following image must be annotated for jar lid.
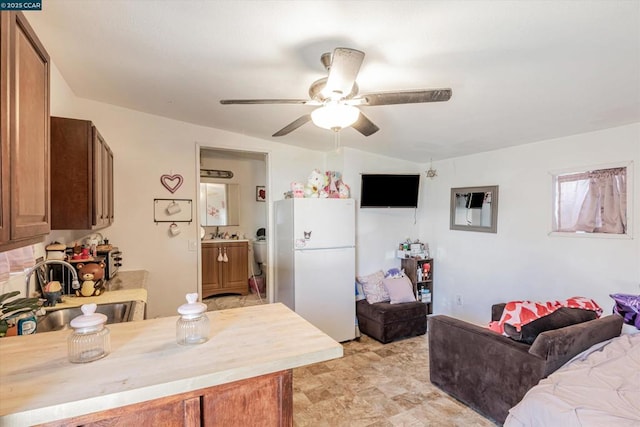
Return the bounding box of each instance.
[178,293,207,316]
[70,304,107,329]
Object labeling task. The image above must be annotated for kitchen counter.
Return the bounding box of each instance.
[44,270,149,317]
[0,303,342,425]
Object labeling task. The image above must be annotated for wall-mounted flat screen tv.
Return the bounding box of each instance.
[360,174,420,208]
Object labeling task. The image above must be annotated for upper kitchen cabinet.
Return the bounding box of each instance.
[0,12,51,251]
[50,117,114,230]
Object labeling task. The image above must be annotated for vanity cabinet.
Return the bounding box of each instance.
[202,241,248,298]
[50,117,114,230]
[0,12,51,250]
[36,370,293,427]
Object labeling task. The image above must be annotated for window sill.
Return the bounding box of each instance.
[548,231,633,240]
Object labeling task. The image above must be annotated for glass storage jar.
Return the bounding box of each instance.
[176,293,210,345]
[68,303,110,363]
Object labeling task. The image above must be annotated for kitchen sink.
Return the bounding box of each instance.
[36,302,133,333]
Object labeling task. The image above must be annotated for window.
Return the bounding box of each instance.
[552,163,631,236]
[0,246,36,283]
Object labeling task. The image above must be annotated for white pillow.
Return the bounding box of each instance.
[356,270,389,304]
[382,276,416,304]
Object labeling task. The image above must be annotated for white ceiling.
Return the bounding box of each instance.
[26,0,640,162]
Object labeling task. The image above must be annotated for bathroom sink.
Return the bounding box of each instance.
[36,302,133,333]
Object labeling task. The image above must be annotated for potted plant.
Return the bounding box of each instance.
[0,291,42,337]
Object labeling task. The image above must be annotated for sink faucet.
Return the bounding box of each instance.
[24,260,80,298]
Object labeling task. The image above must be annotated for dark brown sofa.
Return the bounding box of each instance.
[428,304,623,424]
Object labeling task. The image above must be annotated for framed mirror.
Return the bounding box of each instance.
[200,183,240,226]
[450,186,499,233]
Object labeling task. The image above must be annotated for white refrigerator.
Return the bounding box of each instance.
[275,198,356,342]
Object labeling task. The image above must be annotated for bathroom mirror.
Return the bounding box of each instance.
[450,186,499,233]
[200,183,240,226]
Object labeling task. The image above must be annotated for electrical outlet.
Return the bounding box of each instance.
[455,294,463,306]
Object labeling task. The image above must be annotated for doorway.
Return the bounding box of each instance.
[197,147,269,309]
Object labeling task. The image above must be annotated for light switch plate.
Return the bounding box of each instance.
[188,240,197,252]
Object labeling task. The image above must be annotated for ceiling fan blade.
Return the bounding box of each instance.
[361,89,452,106]
[220,99,312,105]
[324,48,365,99]
[352,112,380,137]
[272,114,312,137]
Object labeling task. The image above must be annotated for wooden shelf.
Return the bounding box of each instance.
[401,257,433,315]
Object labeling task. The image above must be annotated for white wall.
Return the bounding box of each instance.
[45,62,326,318]
[339,148,426,276]
[423,123,640,324]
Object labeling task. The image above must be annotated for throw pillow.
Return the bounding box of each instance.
[504,307,597,344]
[610,293,640,329]
[382,276,416,304]
[356,270,389,304]
[491,297,602,335]
[355,281,366,301]
[385,268,404,279]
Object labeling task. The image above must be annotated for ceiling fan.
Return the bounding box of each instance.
[220,48,452,137]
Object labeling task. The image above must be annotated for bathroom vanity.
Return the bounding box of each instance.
[0,303,342,426]
[201,240,248,298]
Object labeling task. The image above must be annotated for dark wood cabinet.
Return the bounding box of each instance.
[36,370,293,427]
[50,116,114,230]
[401,257,433,314]
[0,11,51,251]
[202,241,248,298]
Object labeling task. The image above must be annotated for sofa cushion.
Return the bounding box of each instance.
[504,307,597,344]
[382,276,416,304]
[356,270,389,304]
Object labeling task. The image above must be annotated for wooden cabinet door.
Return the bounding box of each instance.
[0,13,9,244]
[37,371,293,427]
[202,244,221,298]
[50,117,113,231]
[0,12,50,248]
[37,395,201,427]
[104,144,114,223]
[92,127,106,227]
[222,242,248,294]
[202,370,292,427]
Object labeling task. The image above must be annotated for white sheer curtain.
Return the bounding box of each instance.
[0,246,36,283]
[557,167,627,234]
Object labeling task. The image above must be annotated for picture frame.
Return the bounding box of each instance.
[256,186,266,202]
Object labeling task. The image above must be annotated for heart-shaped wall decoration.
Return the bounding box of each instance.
[160,174,183,194]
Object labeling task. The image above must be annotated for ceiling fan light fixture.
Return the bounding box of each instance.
[311,103,359,131]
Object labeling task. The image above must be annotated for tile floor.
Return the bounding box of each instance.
[204,294,495,426]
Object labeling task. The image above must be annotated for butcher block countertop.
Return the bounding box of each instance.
[0,303,342,426]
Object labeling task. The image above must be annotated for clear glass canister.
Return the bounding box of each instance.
[68,303,110,363]
[176,293,210,345]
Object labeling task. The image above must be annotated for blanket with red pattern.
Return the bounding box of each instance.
[488,297,602,335]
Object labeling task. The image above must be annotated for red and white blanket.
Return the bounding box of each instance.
[489,296,602,335]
